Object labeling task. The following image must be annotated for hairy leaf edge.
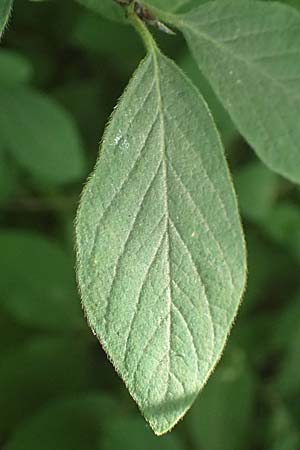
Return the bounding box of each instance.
[75,49,247,435]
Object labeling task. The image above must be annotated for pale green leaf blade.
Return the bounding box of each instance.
[0,85,86,185]
[144,0,191,12]
[264,0,300,12]
[177,0,300,182]
[179,51,237,147]
[0,0,13,38]
[76,51,246,434]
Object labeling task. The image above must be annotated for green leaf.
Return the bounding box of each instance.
[264,0,300,12]
[177,0,300,182]
[101,417,186,450]
[3,394,118,450]
[76,50,246,434]
[0,0,13,38]
[0,85,86,185]
[0,50,33,84]
[0,337,98,433]
[179,51,237,147]
[186,350,255,450]
[144,0,191,12]
[0,231,84,331]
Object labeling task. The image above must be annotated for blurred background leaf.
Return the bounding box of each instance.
[0,337,100,434]
[235,162,280,222]
[3,394,120,450]
[269,401,300,450]
[0,85,87,185]
[0,230,83,331]
[185,349,256,450]
[0,50,33,84]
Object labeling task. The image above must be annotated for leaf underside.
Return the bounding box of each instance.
[179,0,300,183]
[76,50,246,434]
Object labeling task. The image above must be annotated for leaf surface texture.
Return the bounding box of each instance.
[178,0,300,182]
[76,50,246,434]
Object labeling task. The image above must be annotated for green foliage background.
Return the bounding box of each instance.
[0,0,299,448]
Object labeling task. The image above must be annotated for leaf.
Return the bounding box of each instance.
[0,337,98,433]
[264,0,300,12]
[179,51,237,147]
[76,49,246,434]
[144,0,191,12]
[101,417,186,450]
[0,85,86,185]
[176,0,300,182]
[0,231,84,331]
[185,349,255,450]
[3,394,118,450]
[0,0,13,38]
[0,50,33,84]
